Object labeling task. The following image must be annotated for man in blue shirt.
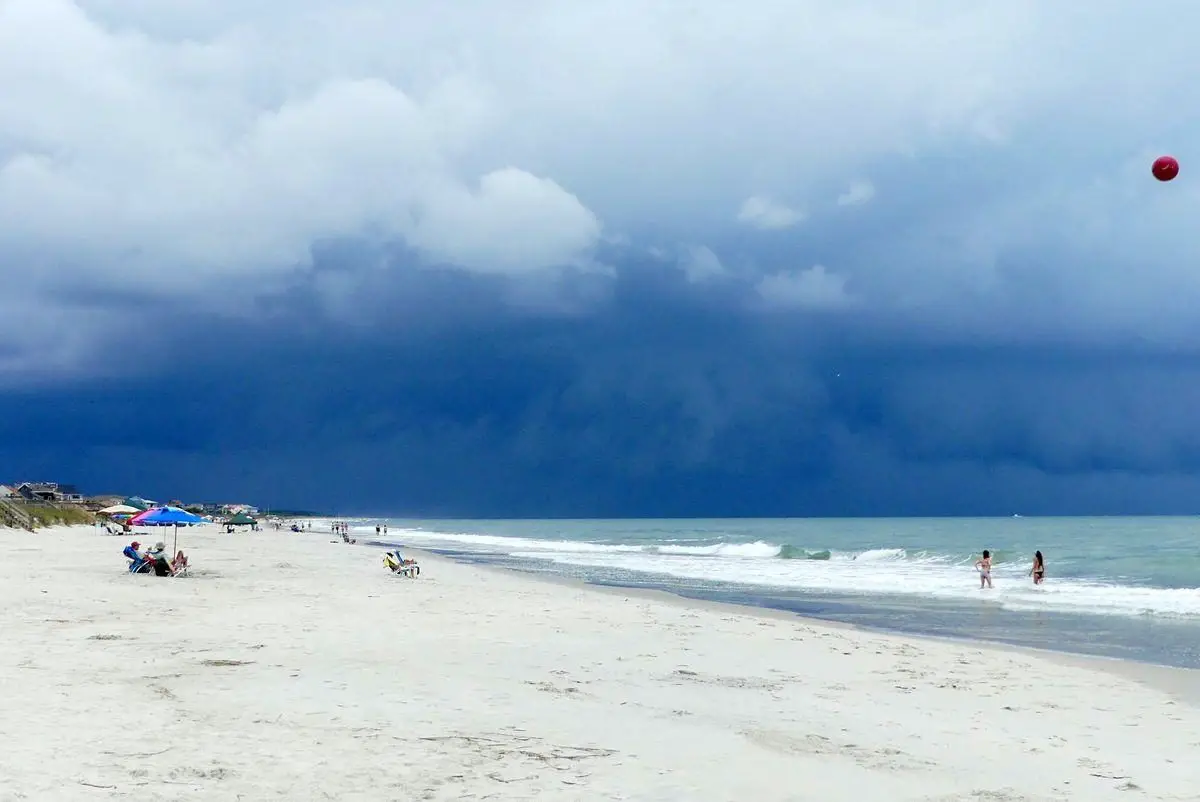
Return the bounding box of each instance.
[122,541,145,573]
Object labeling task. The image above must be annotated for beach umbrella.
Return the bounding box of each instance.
[130,506,208,554]
[99,504,141,515]
[129,506,205,526]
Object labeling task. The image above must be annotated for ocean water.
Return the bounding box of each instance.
[349,517,1200,669]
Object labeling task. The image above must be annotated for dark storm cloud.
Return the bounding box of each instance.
[7,243,1200,516]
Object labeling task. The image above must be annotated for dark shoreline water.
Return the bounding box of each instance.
[386,543,1200,670]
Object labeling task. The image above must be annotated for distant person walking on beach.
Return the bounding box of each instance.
[1030,550,1045,585]
[975,550,993,589]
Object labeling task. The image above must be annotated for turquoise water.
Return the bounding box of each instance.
[355,516,1200,668]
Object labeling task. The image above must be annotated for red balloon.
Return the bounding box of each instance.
[1153,155,1179,182]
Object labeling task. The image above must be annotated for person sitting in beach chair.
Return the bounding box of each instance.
[170,550,190,577]
[383,551,420,577]
[123,541,147,573]
[145,542,172,576]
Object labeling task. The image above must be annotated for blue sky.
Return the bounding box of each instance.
[4,0,1200,515]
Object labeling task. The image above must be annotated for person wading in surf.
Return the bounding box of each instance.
[975,549,993,589]
[1029,550,1045,585]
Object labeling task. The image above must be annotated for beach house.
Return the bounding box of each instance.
[14,482,84,503]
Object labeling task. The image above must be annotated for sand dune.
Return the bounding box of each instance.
[1,524,1198,801]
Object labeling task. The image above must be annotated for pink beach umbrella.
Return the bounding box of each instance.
[129,506,207,554]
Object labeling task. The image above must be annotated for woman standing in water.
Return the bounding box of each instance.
[1029,550,1045,585]
[975,550,993,589]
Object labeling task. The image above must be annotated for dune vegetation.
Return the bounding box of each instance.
[24,504,95,529]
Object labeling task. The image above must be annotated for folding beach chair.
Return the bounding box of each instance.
[383,552,420,578]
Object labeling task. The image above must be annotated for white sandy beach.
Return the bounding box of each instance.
[2,525,1199,801]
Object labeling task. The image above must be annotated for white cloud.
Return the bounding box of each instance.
[5,0,1200,372]
[408,168,600,274]
[0,1,608,297]
[682,246,726,282]
[837,181,876,207]
[736,196,805,230]
[0,0,1076,301]
[756,265,854,310]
